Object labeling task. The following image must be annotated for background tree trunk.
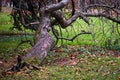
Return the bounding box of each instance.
[0,0,2,12]
[79,0,87,12]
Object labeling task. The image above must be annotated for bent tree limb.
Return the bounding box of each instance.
[52,10,89,29]
[84,13,120,24]
[84,3,120,24]
[52,26,91,42]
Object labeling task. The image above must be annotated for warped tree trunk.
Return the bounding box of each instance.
[26,13,54,65]
[24,0,82,65]
[24,0,70,65]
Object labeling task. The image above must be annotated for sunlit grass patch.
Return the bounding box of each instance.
[0,35,33,59]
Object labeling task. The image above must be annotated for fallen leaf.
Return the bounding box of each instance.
[0,61,3,64]
[98,58,101,61]
[109,60,116,66]
[59,48,64,52]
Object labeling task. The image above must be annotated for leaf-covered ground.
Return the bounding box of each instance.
[0,46,120,80]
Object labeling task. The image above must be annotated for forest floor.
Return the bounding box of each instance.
[0,46,120,80]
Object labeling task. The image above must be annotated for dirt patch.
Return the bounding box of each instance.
[0,56,17,77]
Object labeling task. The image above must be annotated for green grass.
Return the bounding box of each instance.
[0,12,34,34]
[0,12,13,33]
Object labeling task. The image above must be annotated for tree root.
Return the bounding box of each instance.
[2,55,40,76]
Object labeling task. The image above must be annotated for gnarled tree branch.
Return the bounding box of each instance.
[84,13,120,24]
[52,10,89,29]
[45,0,69,12]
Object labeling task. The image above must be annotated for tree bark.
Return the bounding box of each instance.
[26,12,54,65]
